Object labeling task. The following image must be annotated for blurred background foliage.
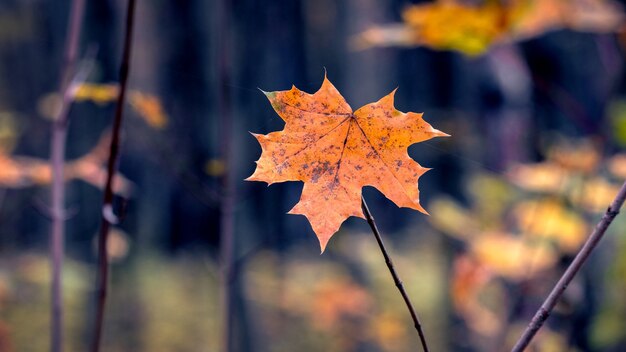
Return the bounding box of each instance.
[2,0,626,351]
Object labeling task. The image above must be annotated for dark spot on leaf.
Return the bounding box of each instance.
[311,168,322,183]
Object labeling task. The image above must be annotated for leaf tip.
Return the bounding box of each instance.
[261,89,277,100]
[321,69,334,89]
[244,170,260,182]
[434,129,451,137]
[411,200,429,215]
[318,237,330,254]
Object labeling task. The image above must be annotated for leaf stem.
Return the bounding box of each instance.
[90,1,136,351]
[49,1,85,351]
[361,197,430,352]
[511,180,626,352]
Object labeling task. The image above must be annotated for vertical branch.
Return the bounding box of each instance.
[511,180,626,352]
[90,1,136,351]
[48,1,86,351]
[361,197,430,352]
[217,0,236,350]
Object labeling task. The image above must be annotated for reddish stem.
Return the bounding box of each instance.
[90,1,136,351]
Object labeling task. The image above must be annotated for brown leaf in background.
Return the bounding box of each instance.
[0,132,132,196]
[128,91,168,129]
[354,0,624,56]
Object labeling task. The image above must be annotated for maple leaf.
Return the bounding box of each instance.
[247,75,448,251]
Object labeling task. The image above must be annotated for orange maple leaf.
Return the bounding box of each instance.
[247,75,448,251]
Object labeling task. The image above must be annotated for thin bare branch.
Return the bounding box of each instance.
[90,1,137,351]
[511,180,626,352]
[48,1,86,351]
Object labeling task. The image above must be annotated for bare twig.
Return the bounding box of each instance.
[48,1,85,351]
[217,0,236,350]
[511,180,626,352]
[361,197,429,352]
[90,1,136,351]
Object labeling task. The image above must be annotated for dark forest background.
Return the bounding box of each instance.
[2,0,626,351]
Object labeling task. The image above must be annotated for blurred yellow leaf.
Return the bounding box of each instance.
[471,232,557,279]
[428,197,478,239]
[513,199,587,252]
[128,91,168,129]
[368,312,408,351]
[0,113,19,153]
[468,174,516,220]
[354,0,624,55]
[608,99,626,147]
[355,1,504,55]
[548,140,600,173]
[507,162,568,193]
[57,83,169,129]
[204,159,225,177]
[401,1,504,56]
[73,83,119,105]
[576,177,621,212]
[608,153,626,179]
